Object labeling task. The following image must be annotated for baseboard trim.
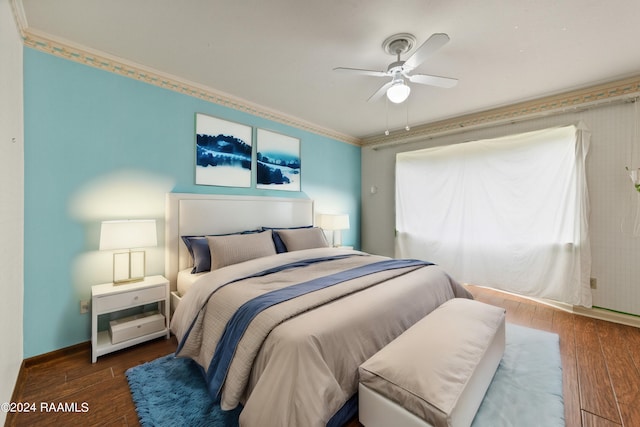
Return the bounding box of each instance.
[526,297,640,328]
[572,306,640,328]
[468,285,640,329]
[23,341,90,368]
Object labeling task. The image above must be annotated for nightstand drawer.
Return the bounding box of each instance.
[94,285,166,313]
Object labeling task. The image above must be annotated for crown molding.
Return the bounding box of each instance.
[18,26,362,146]
[13,0,640,150]
[362,74,640,148]
[9,0,27,38]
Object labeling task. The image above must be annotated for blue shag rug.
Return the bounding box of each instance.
[126,323,564,427]
[126,354,241,427]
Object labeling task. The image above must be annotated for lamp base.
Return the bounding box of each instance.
[332,230,343,248]
[113,276,145,285]
[112,250,146,285]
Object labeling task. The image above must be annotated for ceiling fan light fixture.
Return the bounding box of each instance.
[334,32,456,103]
[386,80,411,103]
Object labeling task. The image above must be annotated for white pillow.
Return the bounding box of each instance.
[207,230,276,270]
[276,227,329,251]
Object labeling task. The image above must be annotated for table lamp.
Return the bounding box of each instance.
[99,219,157,284]
[318,214,350,247]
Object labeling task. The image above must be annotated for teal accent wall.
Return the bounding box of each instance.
[23,47,361,358]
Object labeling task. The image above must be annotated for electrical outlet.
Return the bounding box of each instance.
[590,277,597,289]
[80,300,90,314]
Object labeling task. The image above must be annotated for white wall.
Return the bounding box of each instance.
[0,0,24,421]
[362,101,640,316]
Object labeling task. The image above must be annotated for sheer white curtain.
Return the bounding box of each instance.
[396,124,592,307]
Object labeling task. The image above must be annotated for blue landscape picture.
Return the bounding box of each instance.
[197,134,251,169]
[195,114,252,187]
[256,129,301,191]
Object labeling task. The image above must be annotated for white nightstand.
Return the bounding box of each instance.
[91,275,170,363]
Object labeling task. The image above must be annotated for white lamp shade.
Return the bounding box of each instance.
[99,219,157,250]
[318,214,350,230]
[387,82,411,103]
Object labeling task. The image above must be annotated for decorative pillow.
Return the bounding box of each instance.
[207,230,277,270]
[262,225,313,253]
[182,229,260,273]
[182,236,211,273]
[275,227,329,252]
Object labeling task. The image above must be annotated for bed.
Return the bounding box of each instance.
[165,193,472,427]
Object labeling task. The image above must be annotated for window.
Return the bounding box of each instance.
[395,124,592,307]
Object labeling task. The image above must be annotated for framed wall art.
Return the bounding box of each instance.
[256,128,301,191]
[195,113,252,187]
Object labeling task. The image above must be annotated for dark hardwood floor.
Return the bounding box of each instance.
[6,285,640,427]
[6,336,178,427]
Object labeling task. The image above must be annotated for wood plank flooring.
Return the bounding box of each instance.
[5,337,178,427]
[466,285,640,427]
[6,285,640,427]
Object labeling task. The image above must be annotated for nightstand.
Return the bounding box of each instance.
[91,275,170,363]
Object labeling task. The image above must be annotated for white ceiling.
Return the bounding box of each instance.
[19,0,640,140]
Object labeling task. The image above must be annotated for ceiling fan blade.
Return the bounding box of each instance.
[367,81,394,102]
[403,33,450,71]
[408,73,458,88]
[333,67,388,78]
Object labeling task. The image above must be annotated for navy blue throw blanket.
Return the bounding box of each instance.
[207,258,432,399]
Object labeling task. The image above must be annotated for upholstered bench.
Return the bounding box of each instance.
[358,298,506,427]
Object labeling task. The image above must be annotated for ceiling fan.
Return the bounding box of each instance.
[334,33,458,104]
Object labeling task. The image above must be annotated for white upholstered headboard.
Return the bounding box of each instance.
[165,193,314,291]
